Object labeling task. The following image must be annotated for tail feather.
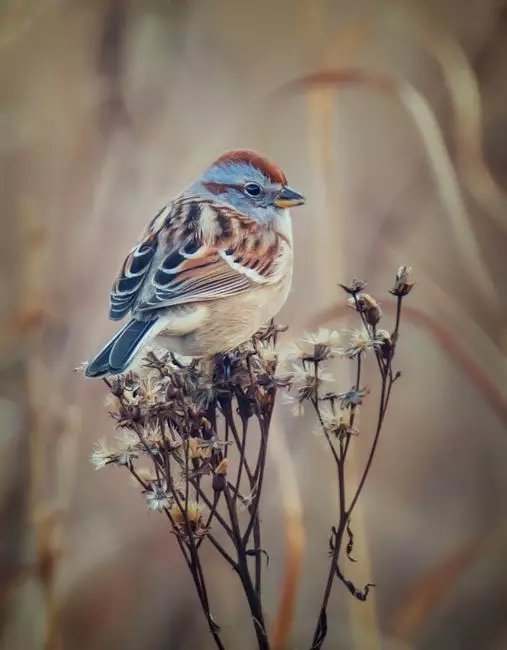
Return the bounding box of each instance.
[109,319,155,372]
[85,319,155,377]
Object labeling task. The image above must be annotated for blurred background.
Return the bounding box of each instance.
[0,0,506,648]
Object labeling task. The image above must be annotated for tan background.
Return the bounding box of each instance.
[0,0,506,648]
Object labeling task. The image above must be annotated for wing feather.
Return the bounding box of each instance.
[109,228,161,320]
[109,197,291,319]
[138,247,254,310]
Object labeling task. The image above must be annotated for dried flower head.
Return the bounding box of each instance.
[343,328,380,359]
[114,430,140,464]
[90,439,115,470]
[288,328,341,363]
[390,265,415,297]
[169,501,208,540]
[90,437,138,469]
[337,387,368,409]
[291,363,334,402]
[143,422,164,446]
[145,481,173,511]
[138,375,165,408]
[320,405,359,440]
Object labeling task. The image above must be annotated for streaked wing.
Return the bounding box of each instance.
[135,199,289,313]
[109,206,169,320]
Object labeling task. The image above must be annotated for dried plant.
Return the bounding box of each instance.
[90,322,288,650]
[89,268,413,649]
[293,267,413,649]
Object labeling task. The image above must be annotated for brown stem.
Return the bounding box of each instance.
[224,486,270,648]
[311,295,402,649]
[242,410,269,544]
[346,373,390,518]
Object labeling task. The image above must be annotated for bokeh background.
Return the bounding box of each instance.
[1,0,506,648]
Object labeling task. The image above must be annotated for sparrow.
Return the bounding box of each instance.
[85,149,305,377]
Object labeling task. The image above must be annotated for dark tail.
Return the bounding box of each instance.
[85,319,156,377]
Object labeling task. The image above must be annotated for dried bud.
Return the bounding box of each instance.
[348,293,382,326]
[212,459,228,492]
[212,474,226,493]
[168,501,208,539]
[375,329,393,360]
[390,265,415,297]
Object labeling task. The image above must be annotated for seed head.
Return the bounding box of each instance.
[343,328,380,358]
[288,328,341,363]
[145,481,172,511]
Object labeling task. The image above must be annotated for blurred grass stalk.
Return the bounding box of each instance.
[278,68,498,308]
[270,420,306,650]
[306,19,385,650]
[17,197,80,649]
[414,19,507,231]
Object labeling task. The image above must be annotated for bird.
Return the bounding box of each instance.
[85,149,305,377]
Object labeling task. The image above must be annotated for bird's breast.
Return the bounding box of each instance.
[193,278,291,354]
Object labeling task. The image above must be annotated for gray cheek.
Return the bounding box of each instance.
[222,191,251,213]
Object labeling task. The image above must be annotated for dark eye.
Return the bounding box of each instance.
[243,182,262,197]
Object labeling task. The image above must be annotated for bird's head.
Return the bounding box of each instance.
[191,150,305,223]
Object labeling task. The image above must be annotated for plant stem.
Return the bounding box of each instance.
[347,372,390,518]
[310,295,403,649]
[243,412,269,544]
[225,486,270,648]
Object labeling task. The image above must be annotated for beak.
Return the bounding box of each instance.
[274,186,306,209]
